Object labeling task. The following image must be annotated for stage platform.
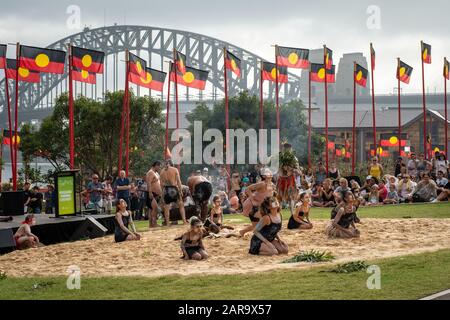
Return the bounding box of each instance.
[0,214,116,254]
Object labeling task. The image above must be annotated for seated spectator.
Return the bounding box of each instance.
[334,178,350,204]
[349,179,361,198]
[367,185,379,206]
[412,173,437,203]
[328,162,340,180]
[230,172,242,197]
[397,174,414,203]
[218,191,232,215]
[378,181,388,202]
[436,170,449,195]
[315,162,327,185]
[433,181,450,202]
[304,168,315,185]
[229,191,240,212]
[383,184,400,204]
[321,178,336,207]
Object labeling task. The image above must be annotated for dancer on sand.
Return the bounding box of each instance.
[187,172,213,221]
[146,161,162,228]
[115,199,141,243]
[249,196,288,256]
[288,193,313,230]
[160,159,187,225]
[277,143,300,215]
[239,168,275,237]
[14,214,41,250]
[180,217,208,260]
[325,191,360,239]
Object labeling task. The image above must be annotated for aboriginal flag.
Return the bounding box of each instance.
[225,50,241,77]
[324,47,333,70]
[380,133,408,147]
[276,46,309,69]
[370,146,390,158]
[444,58,449,80]
[327,134,336,150]
[310,63,335,83]
[6,59,40,83]
[129,67,166,92]
[19,45,66,74]
[2,129,20,146]
[72,47,104,74]
[355,64,368,87]
[129,53,147,77]
[335,144,346,157]
[421,42,431,64]
[0,44,6,69]
[72,67,96,84]
[370,43,376,70]
[170,64,209,90]
[262,62,288,83]
[397,60,413,84]
[175,51,187,75]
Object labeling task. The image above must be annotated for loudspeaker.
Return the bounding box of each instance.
[70,216,107,241]
[0,192,25,216]
[0,229,15,249]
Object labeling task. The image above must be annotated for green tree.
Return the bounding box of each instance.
[20,91,164,179]
[185,91,323,171]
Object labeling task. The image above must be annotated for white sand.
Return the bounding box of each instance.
[1,218,450,278]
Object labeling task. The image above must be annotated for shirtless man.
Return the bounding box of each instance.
[239,168,275,237]
[187,173,213,221]
[146,161,162,228]
[14,214,41,250]
[160,159,187,225]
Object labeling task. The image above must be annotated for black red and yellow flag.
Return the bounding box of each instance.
[175,51,187,75]
[129,52,147,77]
[370,146,390,158]
[397,60,413,84]
[324,47,333,70]
[262,62,288,83]
[170,64,209,90]
[421,42,431,64]
[71,67,96,84]
[444,58,449,80]
[335,144,346,157]
[355,64,368,87]
[225,50,241,77]
[19,45,66,74]
[370,43,375,71]
[326,134,336,150]
[6,59,40,83]
[72,47,104,74]
[380,133,408,147]
[310,63,335,83]
[276,46,309,69]
[129,67,166,92]
[0,44,6,69]
[2,129,20,146]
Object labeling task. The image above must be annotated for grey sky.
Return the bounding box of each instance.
[0,0,449,94]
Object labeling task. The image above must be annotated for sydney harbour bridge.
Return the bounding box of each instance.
[0,25,302,127]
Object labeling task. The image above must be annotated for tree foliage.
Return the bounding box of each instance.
[20,91,164,179]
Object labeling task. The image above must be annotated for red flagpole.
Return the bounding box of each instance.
[352,62,357,175]
[397,58,402,157]
[173,49,181,174]
[308,66,312,170]
[223,48,231,176]
[445,57,448,157]
[118,50,128,174]
[68,44,75,169]
[165,64,172,160]
[420,41,428,159]
[4,64,14,187]
[125,64,130,177]
[275,46,280,147]
[370,43,377,157]
[13,43,20,191]
[323,45,329,174]
[260,61,264,130]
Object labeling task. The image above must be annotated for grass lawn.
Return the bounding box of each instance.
[1,249,450,300]
[133,202,450,231]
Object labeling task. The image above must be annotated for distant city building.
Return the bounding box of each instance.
[335,53,370,98]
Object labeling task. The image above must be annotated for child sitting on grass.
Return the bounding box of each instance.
[383,184,400,205]
[367,185,379,206]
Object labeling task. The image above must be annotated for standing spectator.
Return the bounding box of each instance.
[229,191,240,212]
[87,174,104,211]
[102,176,114,214]
[115,170,131,208]
[28,186,43,214]
[394,157,406,177]
[432,152,449,178]
[129,182,140,220]
[407,153,418,179]
[416,153,427,178]
[44,184,55,214]
[23,182,32,214]
[304,168,315,185]
[216,166,229,193]
[230,172,241,197]
[202,168,212,182]
[368,157,383,181]
[315,162,327,185]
